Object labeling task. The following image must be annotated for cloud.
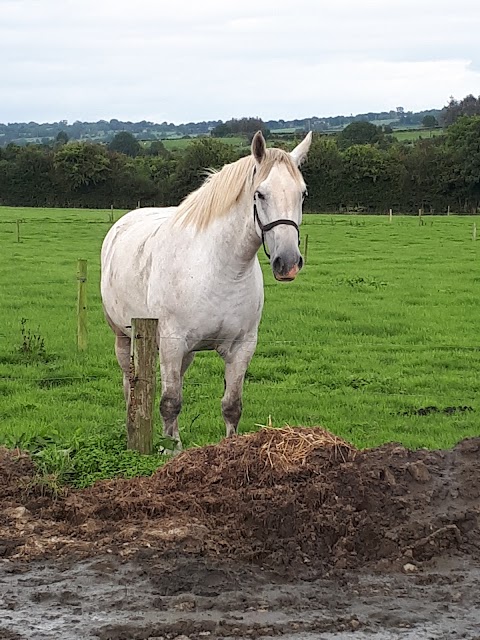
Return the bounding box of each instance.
[1,0,479,122]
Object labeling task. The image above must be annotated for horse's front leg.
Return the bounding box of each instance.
[159,341,193,452]
[220,340,257,437]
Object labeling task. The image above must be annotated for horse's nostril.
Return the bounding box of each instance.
[298,255,304,270]
[272,256,283,273]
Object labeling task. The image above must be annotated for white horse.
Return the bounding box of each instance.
[101,131,312,449]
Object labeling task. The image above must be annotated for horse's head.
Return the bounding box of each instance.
[251,131,312,281]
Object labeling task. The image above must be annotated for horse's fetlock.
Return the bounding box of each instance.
[222,396,242,424]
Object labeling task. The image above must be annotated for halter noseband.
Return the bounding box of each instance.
[253,201,300,260]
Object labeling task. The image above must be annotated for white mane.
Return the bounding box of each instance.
[173,148,303,231]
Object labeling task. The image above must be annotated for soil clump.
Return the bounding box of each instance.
[1,428,479,573]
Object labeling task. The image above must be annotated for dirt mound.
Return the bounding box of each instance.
[0,447,36,492]
[1,429,479,572]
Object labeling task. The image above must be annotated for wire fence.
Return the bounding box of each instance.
[1,213,478,227]
[0,325,479,349]
[0,374,477,400]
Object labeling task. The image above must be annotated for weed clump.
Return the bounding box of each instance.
[16,318,51,364]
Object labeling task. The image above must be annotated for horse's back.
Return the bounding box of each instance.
[104,205,174,241]
[102,206,175,261]
[101,207,178,328]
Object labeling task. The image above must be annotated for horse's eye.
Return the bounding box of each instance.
[302,190,308,199]
[255,191,265,201]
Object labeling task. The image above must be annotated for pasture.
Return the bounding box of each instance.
[160,136,247,151]
[0,206,479,486]
[392,127,444,141]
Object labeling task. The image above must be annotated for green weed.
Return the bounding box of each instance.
[337,275,387,288]
[16,318,50,363]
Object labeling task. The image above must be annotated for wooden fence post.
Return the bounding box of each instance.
[303,234,309,265]
[473,223,477,242]
[418,208,423,225]
[76,259,88,351]
[389,208,393,223]
[109,205,114,223]
[127,318,158,454]
[16,219,21,243]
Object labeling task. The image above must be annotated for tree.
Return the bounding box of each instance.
[211,117,269,139]
[422,115,438,129]
[108,131,141,157]
[137,155,176,205]
[144,140,170,158]
[302,135,343,210]
[210,122,230,137]
[0,146,54,206]
[337,122,384,149]
[170,138,238,202]
[107,152,158,208]
[445,116,480,203]
[341,144,403,210]
[442,94,480,126]
[55,131,69,145]
[54,142,110,189]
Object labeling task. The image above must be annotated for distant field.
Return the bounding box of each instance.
[161,136,247,150]
[393,128,444,141]
[270,128,298,134]
[372,119,397,126]
[1,207,479,485]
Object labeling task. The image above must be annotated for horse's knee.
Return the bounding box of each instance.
[160,394,182,421]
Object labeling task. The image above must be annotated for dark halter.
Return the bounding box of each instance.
[253,200,300,260]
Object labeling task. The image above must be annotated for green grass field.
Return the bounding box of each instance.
[1,207,479,486]
[160,136,247,151]
[392,128,445,141]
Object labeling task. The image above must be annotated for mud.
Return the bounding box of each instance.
[1,428,480,638]
[1,554,480,639]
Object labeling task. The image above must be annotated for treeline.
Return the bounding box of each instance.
[0,106,447,146]
[0,119,224,147]
[304,116,480,212]
[0,137,238,210]
[0,116,479,213]
[4,94,480,148]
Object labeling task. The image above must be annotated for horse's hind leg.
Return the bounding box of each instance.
[104,306,132,404]
[115,333,131,404]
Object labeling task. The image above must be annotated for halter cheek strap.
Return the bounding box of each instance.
[253,202,300,260]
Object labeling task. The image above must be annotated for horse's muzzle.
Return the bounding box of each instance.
[272,253,303,281]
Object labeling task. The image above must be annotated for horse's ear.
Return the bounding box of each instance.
[251,131,266,164]
[290,131,313,166]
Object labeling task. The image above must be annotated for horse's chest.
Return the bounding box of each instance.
[201,283,261,325]
[179,277,263,346]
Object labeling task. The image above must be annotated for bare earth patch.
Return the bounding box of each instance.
[0,428,479,638]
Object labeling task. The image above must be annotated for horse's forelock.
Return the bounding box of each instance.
[254,148,302,188]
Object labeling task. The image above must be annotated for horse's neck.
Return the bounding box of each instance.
[209,193,261,272]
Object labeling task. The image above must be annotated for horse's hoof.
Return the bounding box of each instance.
[158,440,183,456]
[159,448,183,457]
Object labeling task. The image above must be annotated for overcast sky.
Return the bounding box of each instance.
[1,0,479,124]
